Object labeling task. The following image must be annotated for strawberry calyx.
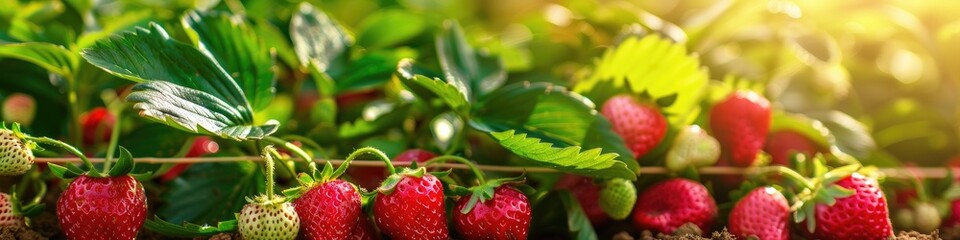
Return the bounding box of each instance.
[451,175,528,214]
[377,167,427,195]
[283,147,380,200]
[766,154,861,233]
[8,176,47,218]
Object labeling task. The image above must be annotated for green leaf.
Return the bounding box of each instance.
[807,111,876,159]
[183,11,277,111]
[291,2,351,72]
[107,147,135,176]
[357,9,426,49]
[159,161,264,225]
[126,81,279,140]
[473,81,638,172]
[559,191,599,240]
[435,20,506,97]
[143,216,237,238]
[397,59,470,115]
[770,111,833,148]
[574,35,709,125]
[47,163,81,179]
[336,49,415,93]
[486,130,635,180]
[0,42,78,76]
[81,23,277,140]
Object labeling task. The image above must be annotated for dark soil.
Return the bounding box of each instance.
[0,225,46,240]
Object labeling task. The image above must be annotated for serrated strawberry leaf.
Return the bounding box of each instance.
[484,130,635,180]
[291,2,351,73]
[472,81,638,173]
[182,11,276,111]
[143,216,237,237]
[81,23,279,141]
[107,146,134,177]
[574,35,709,126]
[397,59,471,116]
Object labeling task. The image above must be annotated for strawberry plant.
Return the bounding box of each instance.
[1,0,960,239]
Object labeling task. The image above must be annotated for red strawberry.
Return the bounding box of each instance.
[710,91,771,166]
[351,214,380,240]
[728,187,790,240]
[336,89,383,109]
[373,171,448,240]
[293,179,362,240]
[765,130,821,166]
[802,173,893,239]
[0,193,23,227]
[57,175,147,239]
[601,95,667,159]
[632,178,716,234]
[554,175,609,225]
[454,186,531,240]
[160,137,219,182]
[350,149,436,190]
[80,107,116,146]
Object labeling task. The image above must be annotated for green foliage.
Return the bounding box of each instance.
[290,2,351,72]
[0,42,78,76]
[574,35,709,126]
[81,23,278,140]
[143,217,237,238]
[159,161,264,225]
[488,130,634,180]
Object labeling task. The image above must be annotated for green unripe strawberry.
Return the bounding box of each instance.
[893,208,915,230]
[238,195,300,240]
[0,125,34,176]
[599,178,637,220]
[666,125,720,172]
[913,202,941,232]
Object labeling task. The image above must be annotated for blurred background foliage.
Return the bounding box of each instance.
[2,0,959,167]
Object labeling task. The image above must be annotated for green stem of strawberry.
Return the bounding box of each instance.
[24,136,96,173]
[262,146,279,201]
[423,156,486,184]
[102,107,124,172]
[263,136,317,177]
[344,147,394,174]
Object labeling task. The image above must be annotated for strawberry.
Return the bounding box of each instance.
[710,91,771,167]
[373,169,448,240]
[350,149,436,190]
[796,172,893,239]
[728,187,790,240]
[554,174,609,225]
[912,202,941,232]
[632,178,716,234]
[665,125,720,172]
[2,93,36,127]
[57,175,147,239]
[454,186,531,240]
[351,214,380,240]
[765,130,821,166]
[0,193,23,227]
[293,179,362,240]
[599,178,636,220]
[601,95,667,159]
[160,137,219,182]
[0,124,34,176]
[946,199,960,227]
[238,198,300,240]
[80,107,116,146]
[239,146,300,240]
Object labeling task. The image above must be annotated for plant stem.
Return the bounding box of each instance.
[103,107,124,172]
[25,136,94,171]
[761,166,815,190]
[424,156,486,184]
[65,74,82,147]
[262,146,277,201]
[345,147,394,174]
[263,136,317,176]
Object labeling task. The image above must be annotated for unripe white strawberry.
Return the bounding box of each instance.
[666,125,720,172]
[0,193,24,227]
[0,126,33,176]
[599,178,637,220]
[238,195,300,240]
